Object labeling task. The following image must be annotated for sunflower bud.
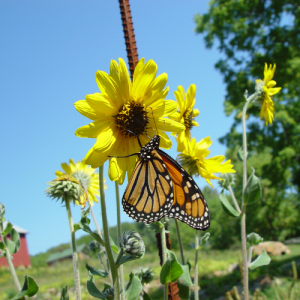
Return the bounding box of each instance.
[218,173,236,190]
[120,230,145,258]
[133,267,154,285]
[88,241,101,254]
[45,175,87,207]
[102,287,114,300]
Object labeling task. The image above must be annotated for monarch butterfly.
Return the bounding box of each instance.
[121,135,210,230]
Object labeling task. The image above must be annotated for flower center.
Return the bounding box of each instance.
[116,101,149,138]
[183,108,194,130]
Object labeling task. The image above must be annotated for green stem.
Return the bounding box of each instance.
[98,166,119,299]
[160,223,168,300]
[241,99,250,300]
[228,185,241,214]
[174,219,185,264]
[115,182,125,300]
[88,201,112,284]
[65,198,81,300]
[194,230,199,300]
[0,223,21,292]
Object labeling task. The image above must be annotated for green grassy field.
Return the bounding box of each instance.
[1,244,300,299]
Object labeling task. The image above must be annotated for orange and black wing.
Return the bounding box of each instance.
[158,149,210,230]
[122,150,174,223]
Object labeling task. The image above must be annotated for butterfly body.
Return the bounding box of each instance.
[122,135,210,230]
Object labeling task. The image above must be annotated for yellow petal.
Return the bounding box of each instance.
[152,117,185,133]
[118,58,131,103]
[174,88,185,113]
[267,87,281,96]
[168,111,181,122]
[74,100,98,120]
[84,147,109,168]
[75,117,114,138]
[132,60,157,101]
[94,125,117,152]
[193,108,200,117]
[186,84,196,109]
[86,93,119,116]
[95,71,123,107]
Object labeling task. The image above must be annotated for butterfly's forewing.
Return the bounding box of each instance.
[158,150,210,230]
[122,150,174,223]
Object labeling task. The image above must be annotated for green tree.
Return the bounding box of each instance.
[195,0,300,241]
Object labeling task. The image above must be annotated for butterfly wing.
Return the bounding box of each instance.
[122,150,174,223]
[158,149,210,230]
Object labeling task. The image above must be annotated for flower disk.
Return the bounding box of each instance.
[74,58,185,184]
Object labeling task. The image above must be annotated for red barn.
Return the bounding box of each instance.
[0,222,31,267]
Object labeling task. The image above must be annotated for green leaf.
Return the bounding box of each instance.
[143,290,152,300]
[237,147,248,161]
[244,168,261,205]
[179,263,193,286]
[74,217,105,246]
[109,236,119,254]
[1,222,13,237]
[60,286,69,300]
[11,275,39,299]
[160,249,183,285]
[219,192,240,218]
[119,254,141,266]
[86,274,107,299]
[197,232,211,250]
[11,228,20,253]
[0,203,5,218]
[6,238,17,255]
[249,249,271,270]
[86,263,108,277]
[125,273,143,300]
[177,282,190,300]
[81,207,90,218]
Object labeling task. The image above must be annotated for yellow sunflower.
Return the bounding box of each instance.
[169,84,199,152]
[255,63,281,126]
[177,137,236,187]
[74,58,185,184]
[55,159,103,206]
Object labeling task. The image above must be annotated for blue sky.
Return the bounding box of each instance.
[0,1,235,256]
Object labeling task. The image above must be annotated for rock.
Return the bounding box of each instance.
[252,241,291,256]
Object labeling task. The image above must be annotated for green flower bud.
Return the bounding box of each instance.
[102,286,114,300]
[45,175,87,207]
[88,241,101,254]
[133,267,154,285]
[247,232,263,247]
[218,173,236,190]
[120,230,145,258]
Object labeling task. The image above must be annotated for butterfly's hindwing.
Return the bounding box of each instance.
[122,150,174,223]
[158,150,210,230]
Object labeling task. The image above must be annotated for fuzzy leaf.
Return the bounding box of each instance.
[179,263,193,286]
[86,274,107,299]
[11,275,39,299]
[1,222,13,237]
[60,286,69,300]
[197,232,211,250]
[160,249,183,284]
[244,168,261,204]
[177,281,190,300]
[86,263,108,277]
[219,192,240,218]
[249,249,271,270]
[125,273,143,300]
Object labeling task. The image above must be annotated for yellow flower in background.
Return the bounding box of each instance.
[255,63,281,126]
[177,137,236,187]
[74,58,185,184]
[55,159,103,206]
[169,84,199,151]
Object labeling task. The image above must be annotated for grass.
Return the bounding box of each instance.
[1,245,300,299]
